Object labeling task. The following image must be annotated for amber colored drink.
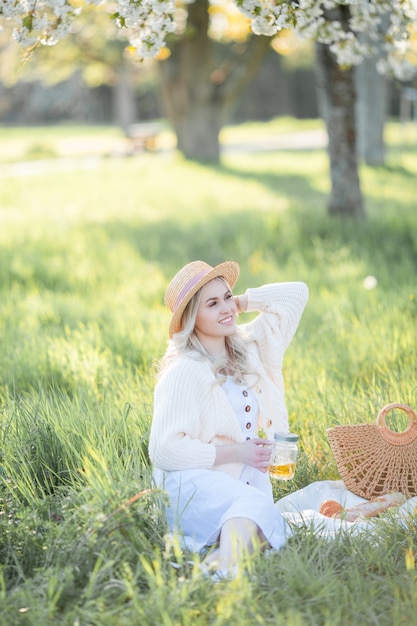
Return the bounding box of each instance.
[269,462,296,480]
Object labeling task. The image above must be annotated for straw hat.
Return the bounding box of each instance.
[165,260,240,337]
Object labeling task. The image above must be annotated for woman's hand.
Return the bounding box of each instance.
[215,439,273,473]
[237,439,273,472]
[234,294,248,313]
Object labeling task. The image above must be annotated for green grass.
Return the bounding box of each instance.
[0,117,323,162]
[0,119,416,624]
[0,124,123,162]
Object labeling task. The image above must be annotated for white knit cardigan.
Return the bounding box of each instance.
[149,282,309,479]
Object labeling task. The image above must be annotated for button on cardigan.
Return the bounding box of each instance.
[149,281,309,480]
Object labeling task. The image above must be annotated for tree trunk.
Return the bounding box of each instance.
[355,57,386,165]
[113,63,136,133]
[159,0,271,163]
[159,42,225,162]
[315,41,364,217]
[171,100,225,161]
[355,15,389,166]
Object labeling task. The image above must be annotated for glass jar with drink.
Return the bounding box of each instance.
[269,432,299,480]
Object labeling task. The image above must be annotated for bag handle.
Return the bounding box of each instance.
[376,403,417,446]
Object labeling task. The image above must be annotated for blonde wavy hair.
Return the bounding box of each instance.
[158,277,254,384]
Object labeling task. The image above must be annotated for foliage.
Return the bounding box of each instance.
[0,0,416,74]
[0,119,416,623]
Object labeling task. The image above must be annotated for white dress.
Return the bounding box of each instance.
[153,377,287,552]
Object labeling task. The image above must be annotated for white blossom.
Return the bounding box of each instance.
[0,0,415,74]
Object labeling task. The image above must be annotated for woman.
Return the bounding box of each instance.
[149,260,308,577]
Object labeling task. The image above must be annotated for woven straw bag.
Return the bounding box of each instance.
[327,403,417,499]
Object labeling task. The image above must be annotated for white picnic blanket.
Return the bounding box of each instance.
[276,480,417,540]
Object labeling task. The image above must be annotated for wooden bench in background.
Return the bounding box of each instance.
[125,122,162,152]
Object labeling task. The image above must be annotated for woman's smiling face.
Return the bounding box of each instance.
[194,278,238,352]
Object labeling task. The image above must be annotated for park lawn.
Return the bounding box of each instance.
[0,120,416,625]
[0,117,323,162]
[0,117,413,162]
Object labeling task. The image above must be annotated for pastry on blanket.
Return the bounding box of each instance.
[319,500,343,517]
[335,492,407,522]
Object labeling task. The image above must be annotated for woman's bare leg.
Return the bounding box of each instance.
[204,517,265,571]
